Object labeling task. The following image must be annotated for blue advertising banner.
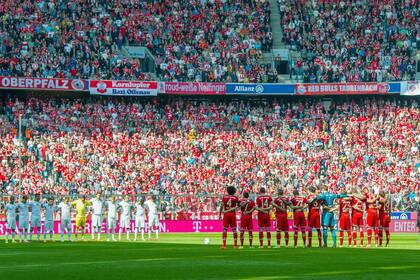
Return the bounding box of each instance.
[391,212,411,220]
[226,83,295,95]
[388,82,401,93]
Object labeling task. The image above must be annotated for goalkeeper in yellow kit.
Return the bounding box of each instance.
[71,195,92,241]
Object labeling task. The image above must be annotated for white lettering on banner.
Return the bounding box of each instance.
[198,83,224,93]
[320,85,338,92]
[0,224,4,234]
[111,89,154,95]
[193,221,202,232]
[1,77,70,89]
[26,78,33,87]
[164,82,224,93]
[111,81,153,88]
[234,85,255,92]
[394,221,416,232]
[159,222,166,233]
[308,85,319,92]
[166,83,197,92]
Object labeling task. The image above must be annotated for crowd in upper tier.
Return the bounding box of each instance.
[1,0,418,83]
[0,0,272,83]
[280,0,418,83]
[0,95,418,213]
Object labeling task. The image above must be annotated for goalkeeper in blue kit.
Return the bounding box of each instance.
[317,186,347,247]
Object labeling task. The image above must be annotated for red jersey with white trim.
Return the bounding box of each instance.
[240,198,255,216]
[365,192,378,209]
[306,194,321,215]
[351,196,365,213]
[379,197,391,215]
[273,196,289,214]
[290,196,307,213]
[221,195,239,211]
[339,199,351,215]
[256,195,272,213]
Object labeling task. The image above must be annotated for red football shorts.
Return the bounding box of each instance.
[308,212,320,229]
[339,213,351,231]
[258,213,271,228]
[240,215,253,230]
[293,212,306,228]
[352,212,364,227]
[366,209,378,227]
[223,212,237,229]
[379,213,390,228]
[276,213,288,231]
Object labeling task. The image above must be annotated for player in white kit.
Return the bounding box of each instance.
[134,197,146,241]
[90,193,104,241]
[144,195,160,240]
[106,196,118,241]
[118,196,132,241]
[58,197,72,242]
[43,198,57,242]
[29,194,43,241]
[17,195,30,242]
[4,196,17,243]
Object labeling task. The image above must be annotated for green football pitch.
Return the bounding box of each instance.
[1,233,419,280]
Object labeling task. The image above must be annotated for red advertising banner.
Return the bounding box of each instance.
[0,76,86,91]
[90,80,158,96]
[161,82,226,95]
[296,83,389,95]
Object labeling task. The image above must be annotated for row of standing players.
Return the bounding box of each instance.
[2,194,160,243]
[219,186,391,249]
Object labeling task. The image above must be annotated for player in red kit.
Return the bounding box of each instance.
[272,188,290,248]
[239,192,255,249]
[378,191,391,247]
[351,188,366,247]
[255,187,273,248]
[219,186,239,249]
[306,187,322,248]
[290,190,307,248]
[338,190,352,247]
[364,187,380,247]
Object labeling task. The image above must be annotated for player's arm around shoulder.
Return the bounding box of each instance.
[218,203,224,219]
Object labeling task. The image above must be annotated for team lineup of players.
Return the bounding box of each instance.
[2,194,160,243]
[220,186,391,249]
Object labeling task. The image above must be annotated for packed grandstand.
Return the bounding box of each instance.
[0,94,418,218]
[0,0,419,220]
[0,0,418,83]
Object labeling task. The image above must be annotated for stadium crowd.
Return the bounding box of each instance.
[280,0,418,83]
[0,95,418,217]
[0,0,272,83]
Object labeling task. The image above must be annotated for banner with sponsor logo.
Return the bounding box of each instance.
[0,220,292,235]
[296,83,389,95]
[1,216,417,234]
[391,212,412,220]
[89,80,158,96]
[160,82,226,95]
[400,80,419,96]
[226,83,295,95]
[390,220,417,233]
[0,76,86,91]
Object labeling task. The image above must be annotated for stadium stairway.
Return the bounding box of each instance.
[269,0,283,49]
[261,0,298,83]
[119,46,158,80]
[258,0,284,68]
